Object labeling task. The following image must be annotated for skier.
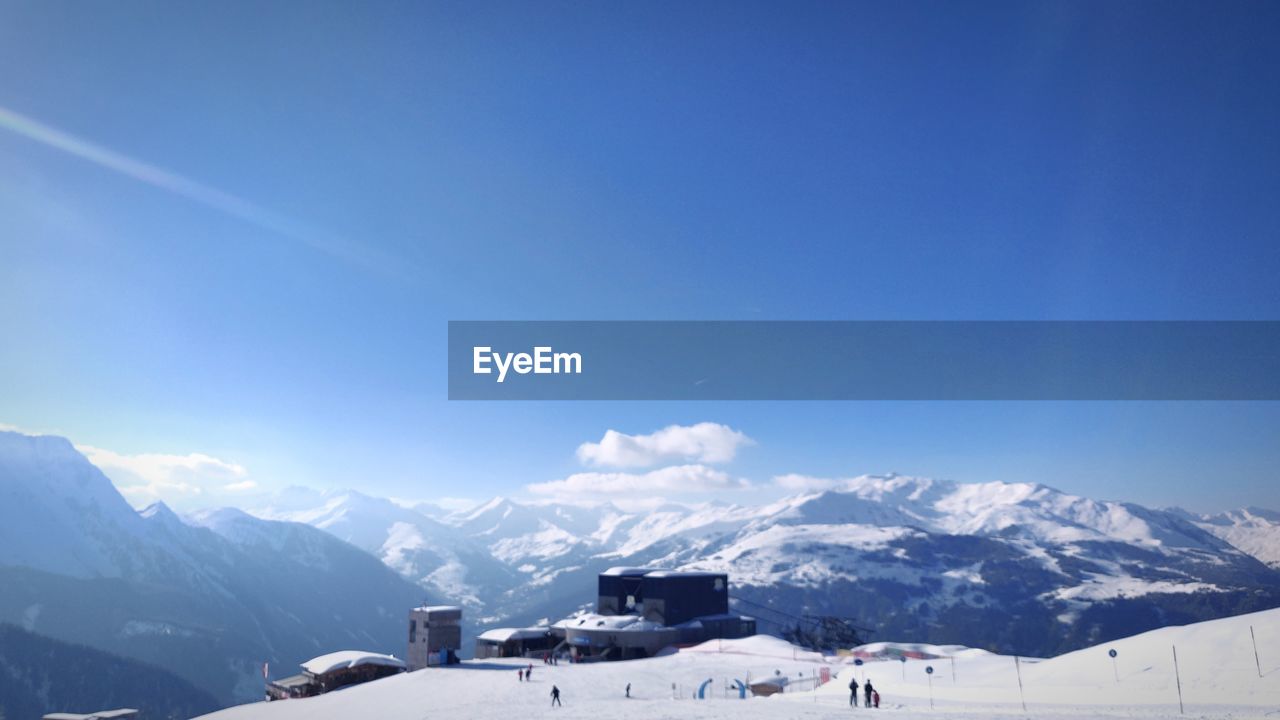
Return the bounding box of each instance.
[551,685,562,707]
[873,690,880,709]
[848,676,860,706]
[864,679,875,708]
[626,682,632,698]
[526,665,533,681]
[518,668,524,682]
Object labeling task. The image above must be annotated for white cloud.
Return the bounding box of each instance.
[576,422,753,469]
[77,444,249,505]
[0,422,61,435]
[527,464,751,498]
[773,473,841,492]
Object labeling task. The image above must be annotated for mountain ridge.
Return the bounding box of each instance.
[0,431,428,707]
[257,473,1280,656]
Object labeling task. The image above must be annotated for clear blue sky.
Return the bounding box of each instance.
[1,0,1277,512]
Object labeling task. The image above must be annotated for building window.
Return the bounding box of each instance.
[409,620,417,643]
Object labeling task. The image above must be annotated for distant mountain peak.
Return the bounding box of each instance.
[140,500,181,523]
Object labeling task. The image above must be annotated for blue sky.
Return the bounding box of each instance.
[2,1,1278,512]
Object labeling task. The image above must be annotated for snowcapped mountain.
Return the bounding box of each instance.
[0,431,425,707]
[267,473,1280,657]
[0,431,163,579]
[5,426,1275,708]
[255,490,519,611]
[1175,506,1280,569]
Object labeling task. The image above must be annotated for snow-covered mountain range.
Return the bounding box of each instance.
[2,428,1278,710]
[254,474,1280,657]
[1176,506,1280,569]
[0,431,424,706]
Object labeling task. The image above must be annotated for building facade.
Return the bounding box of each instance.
[474,627,558,658]
[407,605,462,670]
[556,568,755,661]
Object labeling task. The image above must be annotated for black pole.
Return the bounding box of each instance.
[1172,645,1184,715]
[1251,625,1262,679]
[1014,656,1027,712]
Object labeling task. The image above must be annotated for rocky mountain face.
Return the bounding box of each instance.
[0,431,425,707]
[0,623,221,720]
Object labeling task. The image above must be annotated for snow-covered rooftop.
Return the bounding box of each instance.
[301,650,406,676]
[556,613,664,632]
[43,711,138,720]
[599,567,724,579]
[642,570,724,578]
[477,627,553,643]
[600,566,655,576]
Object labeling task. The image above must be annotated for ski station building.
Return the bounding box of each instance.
[552,568,756,661]
[407,605,463,669]
[265,650,407,700]
[473,627,558,658]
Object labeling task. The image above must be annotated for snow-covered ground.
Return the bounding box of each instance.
[197,607,1280,720]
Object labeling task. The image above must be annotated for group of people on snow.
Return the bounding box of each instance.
[515,661,564,707]
[848,677,880,708]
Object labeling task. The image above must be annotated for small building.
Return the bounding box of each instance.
[474,627,558,658]
[43,711,138,720]
[407,605,462,670]
[554,568,756,661]
[266,650,406,700]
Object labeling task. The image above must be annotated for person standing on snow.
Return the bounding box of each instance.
[873,690,880,709]
[551,685,562,707]
[849,676,860,706]
[626,682,631,698]
[864,679,875,708]
[518,668,524,682]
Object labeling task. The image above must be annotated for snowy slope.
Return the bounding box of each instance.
[194,607,1280,720]
[824,605,1280,711]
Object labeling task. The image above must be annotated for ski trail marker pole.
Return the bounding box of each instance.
[1172,644,1184,715]
[1251,625,1262,678]
[1014,655,1027,712]
[926,665,934,709]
